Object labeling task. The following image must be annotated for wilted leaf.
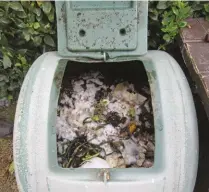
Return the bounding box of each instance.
[9,2,24,11]
[8,161,14,174]
[44,35,55,47]
[128,107,135,117]
[92,115,100,122]
[128,123,137,134]
[3,55,12,69]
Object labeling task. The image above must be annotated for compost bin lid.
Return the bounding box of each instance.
[55,1,148,59]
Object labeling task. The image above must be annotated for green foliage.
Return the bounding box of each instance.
[148,1,209,50]
[0,1,209,101]
[160,1,192,49]
[0,1,56,100]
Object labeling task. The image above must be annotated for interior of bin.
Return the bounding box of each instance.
[56,60,155,169]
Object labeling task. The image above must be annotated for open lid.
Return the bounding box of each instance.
[56,1,148,60]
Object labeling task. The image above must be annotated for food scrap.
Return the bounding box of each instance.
[56,71,154,168]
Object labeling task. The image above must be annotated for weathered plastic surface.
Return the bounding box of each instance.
[13,51,198,192]
[56,1,148,58]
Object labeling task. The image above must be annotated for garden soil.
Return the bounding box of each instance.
[0,137,18,192]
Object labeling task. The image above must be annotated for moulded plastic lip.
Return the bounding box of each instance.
[13,51,198,192]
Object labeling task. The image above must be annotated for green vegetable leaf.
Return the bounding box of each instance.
[172,7,179,15]
[21,1,30,9]
[42,2,52,14]
[3,55,12,69]
[8,94,13,100]
[20,56,27,65]
[33,36,42,46]
[179,21,187,28]
[0,74,9,82]
[15,19,26,28]
[0,81,6,87]
[33,8,41,16]
[33,22,40,29]
[23,30,30,41]
[17,11,27,19]
[157,1,168,10]
[0,33,8,46]
[149,12,158,21]
[44,35,55,47]
[0,84,7,98]
[17,49,27,55]
[47,11,54,22]
[0,8,4,17]
[37,1,43,7]
[9,2,24,12]
[204,4,209,13]
[15,63,22,67]
[36,13,43,22]
[8,82,19,91]
[0,17,10,25]
[163,34,171,43]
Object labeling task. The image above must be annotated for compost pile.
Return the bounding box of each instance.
[56,71,154,168]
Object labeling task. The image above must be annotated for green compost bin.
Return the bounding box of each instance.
[13,1,198,192]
